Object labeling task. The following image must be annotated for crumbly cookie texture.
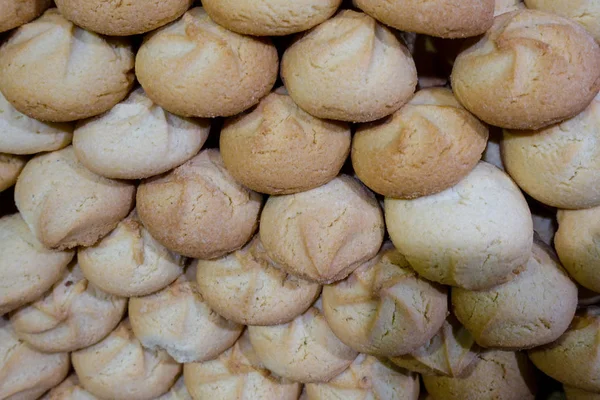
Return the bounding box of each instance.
[136,7,278,118]
[452,239,578,349]
[220,87,351,195]
[129,266,243,363]
[259,175,384,284]
[390,315,480,377]
[322,241,448,356]
[281,10,417,123]
[352,87,488,199]
[14,146,135,250]
[195,236,321,326]
[452,9,600,130]
[184,332,301,400]
[385,161,533,290]
[137,149,262,259]
[304,354,420,400]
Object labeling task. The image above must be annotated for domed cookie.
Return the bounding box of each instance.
[0,9,134,122]
[0,0,51,32]
[137,149,262,259]
[451,9,600,130]
[0,153,26,192]
[385,161,533,290]
[281,10,417,123]
[136,7,278,118]
[525,0,600,41]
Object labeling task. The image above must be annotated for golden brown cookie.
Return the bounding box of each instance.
[0,0,50,32]
[525,0,600,41]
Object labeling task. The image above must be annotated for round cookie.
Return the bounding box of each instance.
[352,87,488,199]
[565,386,600,400]
[495,0,525,16]
[73,88,210,180]
[41,375,99,400]
[0,0,50,32]
[502,93,600,209]
[528,308,600,392]
[195,236,321,326]
[54,0,192,36]
[385,161,533,290]
[183,332,301,400]
[248,300,359,383]
[0,319,70,400]
[0,9,134,122]
[525,0,600,41]
[281,10,417,123]
[10,262,127,353]
[14,146,136,250]
[220,88,351,195]
[555,206,600,293]
[0,213,73,316]
[0,91,72,155]
[322,242,448,356]
[452,239,578,349]
[136,7,278,118]
[390,315,480,377]
[423,350,537,400]
[137,149,262,259]
[202,0,341,36]
[260,175,384,284]
[354,0,494,38]
[129,266,243,363]
[451,9,600,130]
[0,153,26,192]
[78,210,185,297]
[72,319,181,400]
[304,354,420,400]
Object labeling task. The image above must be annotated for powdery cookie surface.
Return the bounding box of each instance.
[528,308,600,393]
[0,0,50,32]
[0,91,72,155]
[322,242,448,356]
[0,319,70,400]
[195,236,321,326]
[502,93,600,209]
[423,350,537,400]
[354,0,494,38]
[390,315,480,377]
[352,87,488,199]
[136,7,278,118]
[281,10,417,123]
[248,300,358,383]
[10,262,127,353]
[202,0,341,36]
[0,153,26,192]
[0,213,73,316]
[137,149,262,259]
[385,161,533,290]
[525,0,600,41]
[184,332,301,400]
[452,239,578,349]
[0,9,134,122]
[304,354,420,400]
[15,146,136,250]
[72,319,181,400]
[260,175,384,284]
[451,10,600,130]
[78,210,185,297]
[555,206,600,293]
[129,267,243,363]
[73,88,210,180]
[54,0,193,35]
[220,88,351,195]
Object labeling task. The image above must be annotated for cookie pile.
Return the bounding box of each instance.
[0,0,599,399]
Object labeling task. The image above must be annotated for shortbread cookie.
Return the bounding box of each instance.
[0,153,26,192]
[525,0,600,41]
[15,146,135,250]
[136,7,278,118]
[137,149,262,259]
[281,10,417,122]
[0,0,51,32]
[452,10,600,129]
[0,9,134,122]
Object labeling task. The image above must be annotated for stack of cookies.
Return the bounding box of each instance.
[0,0,599,399]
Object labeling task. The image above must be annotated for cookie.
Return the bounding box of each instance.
[0,0,50,32]
[0,153,26,192]
[525,0,600,41]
